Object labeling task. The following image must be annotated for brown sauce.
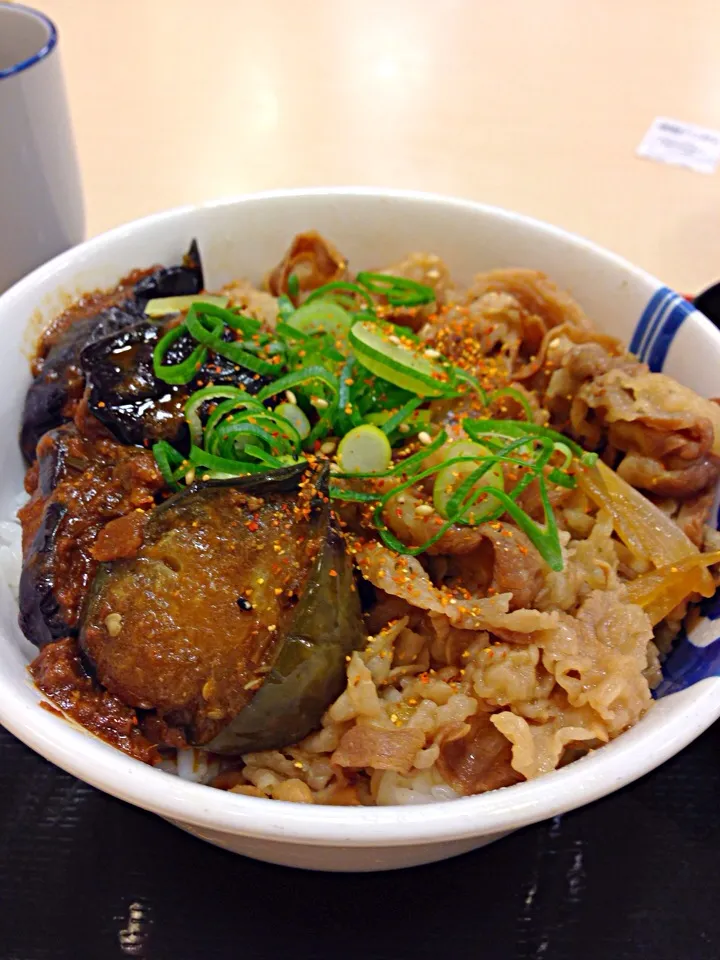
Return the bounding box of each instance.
[31,638,160,764]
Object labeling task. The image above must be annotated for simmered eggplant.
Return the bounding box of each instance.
[21,303,144,461]
[20,241,204,461]
[80,322,268,448]
[80,466,366,753]
[18,425,164,647]
[132,239,204,308]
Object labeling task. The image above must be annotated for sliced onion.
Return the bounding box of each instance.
[577,459,715,597]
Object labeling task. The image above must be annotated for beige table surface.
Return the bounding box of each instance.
[41,0,720,294]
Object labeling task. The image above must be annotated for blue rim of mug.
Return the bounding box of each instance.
[0,2,57,80]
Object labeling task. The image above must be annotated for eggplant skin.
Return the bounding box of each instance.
[18,500,71,647]
[205,520,365,755]
[20,241,203,462]
[18,425,165,648]
[80,466,366,753]
[132,239,203,308]
[80,322,268,449]
[20,304,144,461]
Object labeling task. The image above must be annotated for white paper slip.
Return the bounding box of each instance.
[636,117,720,174]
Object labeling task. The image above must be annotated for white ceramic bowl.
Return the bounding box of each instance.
[1,188,719,873]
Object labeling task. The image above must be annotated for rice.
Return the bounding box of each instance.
[0,496,26,602]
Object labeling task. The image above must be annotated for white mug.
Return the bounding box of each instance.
[0,3,84,293]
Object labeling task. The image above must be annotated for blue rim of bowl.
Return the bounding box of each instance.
[0,2,57,80]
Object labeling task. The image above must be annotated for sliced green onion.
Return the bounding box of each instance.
[487,387,534,422]
[337,425,392,474]
[451,366,488,403]
[288,273,300,299]
[185,304,278,376]
[445,434,555,528]
[249,411,303,451]
[203,395,265,442]
[275,321,311,342]
[257,365,339,446]
[304,281,375,312]
[225,312,263,337]
[277,295,295,323]
[287,301,352,342]
[335,357,361,436]
[364,407,429,428]
[274,402,311,440]
[153,324,207,385]
[144,294,229,318]
[242,444,284,468]
[255,365,336,404]
[366,408,430,444]
[332,429,448,481]
[353,376,417,416]
[464,418,590,460]
[349,320,454,398]
[368,448,564,568]
[152,441,186,490]
[547,468,576,489]
[214,421,294,460]
[432,441,505,524]
[375,397,424,436]
[326,486,380,503]
[487,478,563,570]
[188,444,268,475]
[356,272,435,307]
[184,386,261,446]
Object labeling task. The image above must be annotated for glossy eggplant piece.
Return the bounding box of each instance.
[132,239,204,308]
[204,515,363,755]
[18,425,164,648]
[80,466,366,753]
[20,241,204,462]
[19,425,88,646]
[19,499,70,647]
[21,304,143,461]
[80,322,267,448]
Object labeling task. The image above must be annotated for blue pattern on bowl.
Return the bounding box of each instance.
[629,286,695,370]
[629,288,720,695]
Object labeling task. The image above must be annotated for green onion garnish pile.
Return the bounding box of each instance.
[147,274,596,571]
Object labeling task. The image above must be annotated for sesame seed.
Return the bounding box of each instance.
[398,423,410,433]
[424,348,441,359]
[418,431,433,446]
[388,335,401,346]
[313,397,329,410]
[104,613,122,637]
[285,389,298,405]
[320,441,337,454]
[414,503,434,516]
